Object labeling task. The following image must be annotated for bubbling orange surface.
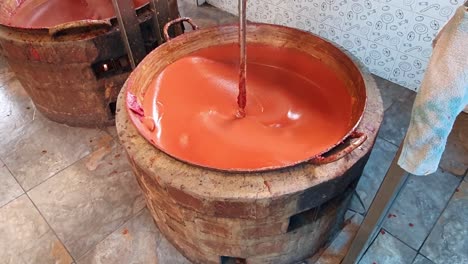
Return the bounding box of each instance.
[138,43,353,170]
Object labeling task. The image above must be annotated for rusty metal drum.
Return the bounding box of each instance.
[0,0,180,127]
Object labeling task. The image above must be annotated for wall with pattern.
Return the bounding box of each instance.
[206,0,464,91]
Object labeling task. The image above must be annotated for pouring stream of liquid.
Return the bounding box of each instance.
[237,0,248,118]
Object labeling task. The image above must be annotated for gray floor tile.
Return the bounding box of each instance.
[155,229,192,264]
[0,113,111,191]
[378,96,415,146]
[315,213,364,264]
[355,138,399,210]
[0,56,8,68]
[104,126,118,140]
[421,181,468,264]
[348,192,366,215]
[373,75,416,111]
[179,0,237,28]
[0,195,73,264]
[359,231,417,264]
[0,78,35,144]
[77,208,157,264]
[440,113,468,176]
[383,170,461,250]
[0,58,15,86]
[78,208,189,264]
[28,141,145,259]
[412,254,435,264]
[0,160,23,208]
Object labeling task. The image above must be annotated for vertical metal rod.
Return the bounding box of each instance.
[239,0,247,74]
[112,0,147,68]
[341,145,408,264]
[149,0,164,45]
[168,0,182,35]
[236,0,247,117]
[153,0,171,39]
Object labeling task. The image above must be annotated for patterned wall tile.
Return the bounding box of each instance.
[206,0,464,91]
[343,0,379,39]
[369,3,413,50]
[389,53,428,90]
[208,0,237,14]
[317,22,343,43]
[341,33,369,61]
[294,13,319,32]
[363,42,398,79]
[248,1,275,23]
[270,6,294,26]
[400,14,442,59]
[275,0,319,20]
[315,0,348,30]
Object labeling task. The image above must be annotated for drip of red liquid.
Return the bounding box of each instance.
[237,0,248,118]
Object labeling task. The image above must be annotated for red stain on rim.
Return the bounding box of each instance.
[29,47,40,61]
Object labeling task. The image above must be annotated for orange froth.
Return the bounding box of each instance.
[139,44,353,170]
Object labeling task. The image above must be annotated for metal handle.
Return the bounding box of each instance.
[163,17,198,41]
[311,132,368,165]
[49,20,112,37]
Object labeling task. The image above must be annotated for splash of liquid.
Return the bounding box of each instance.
[236,0,248,118]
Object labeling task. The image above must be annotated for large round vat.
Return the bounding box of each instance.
[117,23,384,263]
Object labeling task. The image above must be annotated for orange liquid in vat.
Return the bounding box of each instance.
[139,44,353,170]
[6,0,147,28]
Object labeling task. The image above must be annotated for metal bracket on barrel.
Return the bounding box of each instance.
[111,0,147,69]
[150,0,182,43]
[111,0,181,68]
[148,0,164,46]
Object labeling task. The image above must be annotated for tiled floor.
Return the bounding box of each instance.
[0,1,467,264]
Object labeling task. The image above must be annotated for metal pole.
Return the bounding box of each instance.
[149,0,164,45]
[341,145,409,264]
[111,0,147,69]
